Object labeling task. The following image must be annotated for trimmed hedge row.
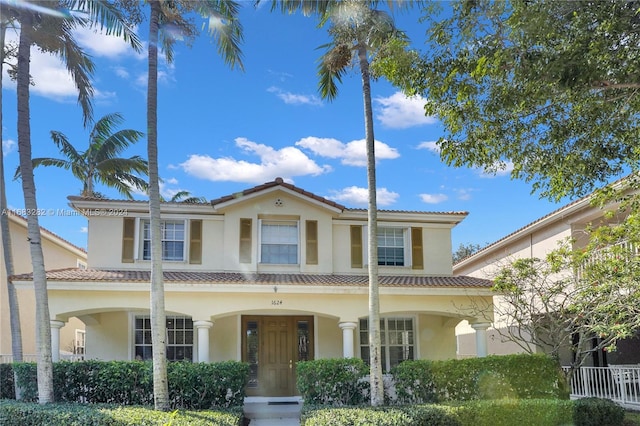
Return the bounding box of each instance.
[0,400,242,426]
[0,363,14,399]
[9,360,248,409]
[302,398,625,426]
[296,358,369,406]
[393,354,568,403]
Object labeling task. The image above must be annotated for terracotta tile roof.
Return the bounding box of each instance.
[11,268,492,288]
[209,177,346,211]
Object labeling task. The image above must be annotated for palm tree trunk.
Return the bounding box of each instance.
[17,11,54,404]
[1,18,24,400]
[358,43,384,407]
[147,0,169,411]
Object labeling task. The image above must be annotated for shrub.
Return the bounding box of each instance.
[453,399,574,426]
[0,363,15,399]
[301,404,461,426]
[393,354,567,403]
[11,360,248,409]
[0,400,242,426]
[296,358,369,406]
[573,397,625,426]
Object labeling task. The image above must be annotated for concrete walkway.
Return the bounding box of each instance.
[244,397,302,426]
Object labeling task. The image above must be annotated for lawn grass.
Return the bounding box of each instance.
[625,410,640,425]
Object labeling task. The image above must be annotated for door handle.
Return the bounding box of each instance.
[289,359,293,369]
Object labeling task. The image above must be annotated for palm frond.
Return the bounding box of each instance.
[13,157,71,180]
[96,156,149,176]
[317,46,348,100]
[89,112,126,146]
[193,0,244,71]
[73,0,142,52]
[93,129,145,163]
[50,130,84,163]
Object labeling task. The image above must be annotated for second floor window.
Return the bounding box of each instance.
[143,220,185,261]
[378,227,405,266]
[260,221,298,264]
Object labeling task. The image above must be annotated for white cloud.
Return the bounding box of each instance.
[267,86,323,106]
[375,92,437,129]
[420,193,449,204]
[113,66,130,79]
[2,139,16,156]
[417,141,440,154]
[80,226,88,233]
[180,137,331,183]
[328,186,399,207]
[73,25,144,59]
[296,137,400,167]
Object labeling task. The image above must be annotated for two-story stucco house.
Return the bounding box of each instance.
[453,188,640,367]
[13,178,493,397]
[1,212,87,362]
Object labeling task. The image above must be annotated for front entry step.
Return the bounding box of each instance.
[243,397,302,425]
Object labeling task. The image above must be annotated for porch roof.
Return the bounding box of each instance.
[12,268,492,288]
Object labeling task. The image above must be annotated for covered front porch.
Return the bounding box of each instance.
[14,269,494,397]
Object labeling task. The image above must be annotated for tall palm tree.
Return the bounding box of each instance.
[144,0,242,410]
[11,0,140,403]
[0,8,23,399]
[315,1,407,406]
[16,112,147,199]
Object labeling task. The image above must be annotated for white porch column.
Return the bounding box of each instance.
[50,320,65,362]
[339,322,357,358]
[471,322,491,358]
[194,320,213,363]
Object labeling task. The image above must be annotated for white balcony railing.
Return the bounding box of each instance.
[563,365,640,410]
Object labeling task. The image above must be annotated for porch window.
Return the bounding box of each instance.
[260,221,298,264]
[359,317,414,372]
[134,315,193,361]
[378,227,405,266]
[142,220,185,261]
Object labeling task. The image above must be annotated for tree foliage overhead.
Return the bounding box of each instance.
[377,0,640,200]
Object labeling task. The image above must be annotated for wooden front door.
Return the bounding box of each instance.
[242,315,313,396]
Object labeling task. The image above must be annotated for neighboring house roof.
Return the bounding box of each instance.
[11,268,492,288]
[7,212,87,257]
[453,175,632,270]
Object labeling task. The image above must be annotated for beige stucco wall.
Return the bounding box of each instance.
[1,215,86,357]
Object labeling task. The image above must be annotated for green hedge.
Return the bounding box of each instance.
[10,360,248,408]
[453,399,574,426]
[296,358,369,406]
[0,400,242,426]
[302,399,623,426]
[0,363,15,399]
[392,354,568,403]
[301,404,462,426]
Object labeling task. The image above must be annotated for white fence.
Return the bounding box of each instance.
[563,365,640,410]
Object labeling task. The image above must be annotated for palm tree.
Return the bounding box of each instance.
[144,0,242,410]
[163,190,207,203]
[0,8,23,399]
[315,1,407,406]
[10,0,140,403]
[16,112,147,199]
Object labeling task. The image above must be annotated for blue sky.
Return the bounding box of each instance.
[1,3,570,252]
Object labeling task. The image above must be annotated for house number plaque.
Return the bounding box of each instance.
[271,300,283,306]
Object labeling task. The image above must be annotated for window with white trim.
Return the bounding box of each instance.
[74,329,85,356]
[359,317,415,372]
[260,220,298,264]
[142,220,185,261]
[377,227,405,266]
[134,315,193,361]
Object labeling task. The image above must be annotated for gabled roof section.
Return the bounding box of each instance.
[210,177,346,212]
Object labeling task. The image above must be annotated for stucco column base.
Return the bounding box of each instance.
[339,322,358,358]
[471,322,491,358]
[50,320,66,362]
[194,320,213,363]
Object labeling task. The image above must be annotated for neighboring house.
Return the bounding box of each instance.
[13,178,493,397]
[453,190,640,367]
[0,212,87,362]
